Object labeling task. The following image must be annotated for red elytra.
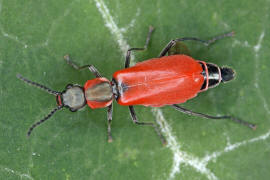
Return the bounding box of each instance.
[113,55,204,107]
[17,30,256,142]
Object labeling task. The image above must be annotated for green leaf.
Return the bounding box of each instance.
[1,0,270,179]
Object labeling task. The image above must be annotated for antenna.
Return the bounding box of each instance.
[17,74,64,136]
[17,74,60,96]
[27,106,63,136]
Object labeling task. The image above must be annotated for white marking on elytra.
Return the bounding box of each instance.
[93,1,270,179]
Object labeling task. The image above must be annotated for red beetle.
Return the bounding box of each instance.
[17,28,256,143]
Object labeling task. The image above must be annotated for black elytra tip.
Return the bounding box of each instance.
[221,67,235,82]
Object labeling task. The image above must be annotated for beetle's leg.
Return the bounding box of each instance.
[159,31,234,57]
[168,42,191,56]
[125,27,166,144]
[171,104,257,130]
[125,26,154,68]
[128,106,167,145]
[64,55,102,78]
[107,104,113,142]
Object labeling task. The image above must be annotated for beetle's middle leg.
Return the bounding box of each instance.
[129,106,167,145]
[159,31,234,57]
[125,26,154,68]
[124,26,166,144]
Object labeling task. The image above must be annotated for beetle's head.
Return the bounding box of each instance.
[220,67,235,82]
[57,84,86,112]
[17,74,86,137]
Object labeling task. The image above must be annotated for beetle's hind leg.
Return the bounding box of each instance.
[125,26,154,68]
[159,31,234,57]
[171,104,256,130]
[128,106,167,145]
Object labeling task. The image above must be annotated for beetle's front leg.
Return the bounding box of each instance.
[107,104,113,142]
[64,55,102,78]
[125,26,154,68]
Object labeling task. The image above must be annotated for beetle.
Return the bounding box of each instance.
[17,27,256,144]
